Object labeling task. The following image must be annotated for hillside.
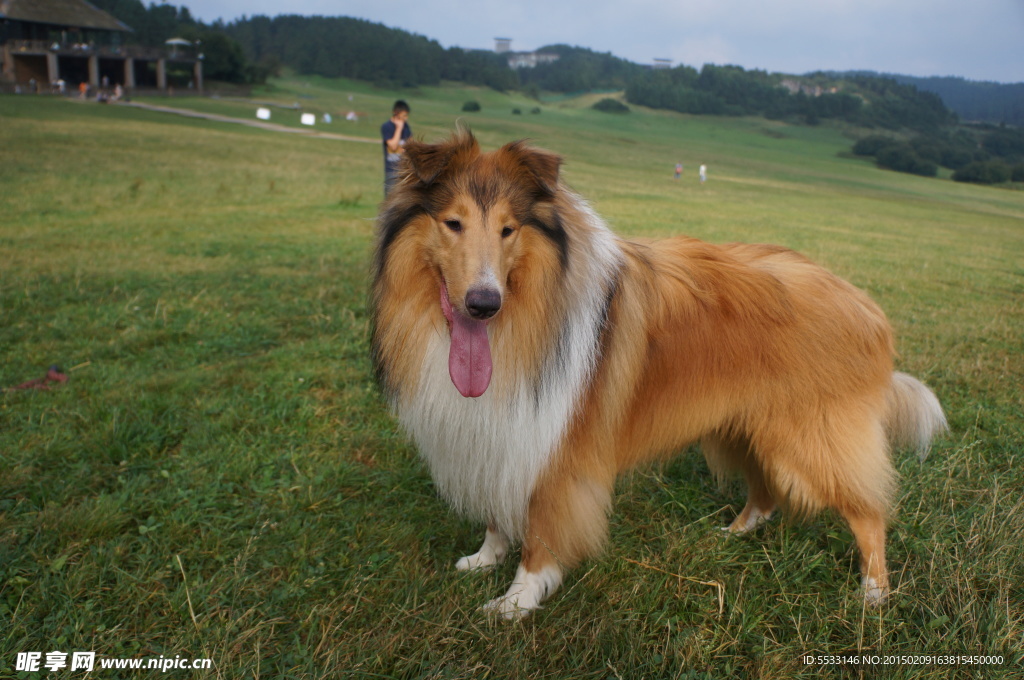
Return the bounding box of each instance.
[825,71,1024,126]
[220,15,1021,137]
[893,76,1024,127]
[86,2,1024,128]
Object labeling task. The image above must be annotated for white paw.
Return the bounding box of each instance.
[456,550,500,571]
[482,594,535,620]
[455,528,509,572]
[862,576,888,607]
[482,564,562,620]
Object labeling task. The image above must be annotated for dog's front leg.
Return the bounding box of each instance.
[455,525,509,571]
[483,561,563,620]
[483,469,613,619]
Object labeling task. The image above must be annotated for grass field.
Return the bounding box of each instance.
[2,79,1023,679]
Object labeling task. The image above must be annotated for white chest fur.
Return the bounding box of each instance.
[398,336,582,540]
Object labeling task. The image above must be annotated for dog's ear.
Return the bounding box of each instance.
[501,141,562,196]
[405,131,479,186]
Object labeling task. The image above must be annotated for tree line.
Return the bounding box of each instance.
[86,4,1015,131]
[824,72,1024,128]
[218,14,970,139]
[625,67,955,131]
[851,126,1024,184]
[222,14,517,90]
[899,76,1024,128]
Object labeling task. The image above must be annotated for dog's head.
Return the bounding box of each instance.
[377,130,567,397]
[403,130,563,320]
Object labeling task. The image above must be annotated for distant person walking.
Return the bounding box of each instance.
[699,164,707,184]
[381,100,412,196]
[674,162,683,180]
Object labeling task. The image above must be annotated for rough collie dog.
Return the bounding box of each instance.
[370,130,947,619]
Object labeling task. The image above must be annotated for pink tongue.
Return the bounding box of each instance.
[440,284,492,397]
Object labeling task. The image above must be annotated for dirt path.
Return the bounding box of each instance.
[116,100,378,144]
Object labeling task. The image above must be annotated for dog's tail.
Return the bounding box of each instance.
[885,372,948,459]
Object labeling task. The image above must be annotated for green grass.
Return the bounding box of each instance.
[1,79,1022,679]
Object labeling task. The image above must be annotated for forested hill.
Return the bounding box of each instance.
[86,4,1022,130]
[514,45,644,94]
[223,15,517,90]
[891,76,1024,127]
[218,15,991,133]
[220,16,645,93]
[626,68,960,132]
[826,72,1024,127]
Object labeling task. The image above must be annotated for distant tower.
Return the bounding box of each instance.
[495,38,512,53]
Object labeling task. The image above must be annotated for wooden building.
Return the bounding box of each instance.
[0,0,202,92]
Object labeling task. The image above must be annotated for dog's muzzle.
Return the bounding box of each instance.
[465,288,502,320]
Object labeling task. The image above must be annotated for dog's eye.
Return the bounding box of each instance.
[501,226,515,238]
[444,219,462,233]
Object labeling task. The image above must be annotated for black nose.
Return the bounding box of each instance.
[465,288,502,320]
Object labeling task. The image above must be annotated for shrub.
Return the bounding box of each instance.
[910,138,943,164]
[461,101,481,112]
[592,98,630,114]
[531,107,542,114]
[1013,164,1024,182]
[852,135,895,157]
[982,128,1024,159]
[940,147,974,171]
[953,161,1012,184]
[876,143,938,177]
[512,108,521,115]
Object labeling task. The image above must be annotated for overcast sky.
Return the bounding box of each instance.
[190,0,1023,84]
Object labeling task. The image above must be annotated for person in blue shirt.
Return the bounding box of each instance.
[381,100,412,196]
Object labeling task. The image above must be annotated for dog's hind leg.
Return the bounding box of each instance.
[830,417,894,606]
[703,434,777,533]
[456,525,509,572]
[758,409,895,605]
[844,510,889,606]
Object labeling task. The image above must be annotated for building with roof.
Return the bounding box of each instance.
[494,38,559,70]
[1,0,201,92]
